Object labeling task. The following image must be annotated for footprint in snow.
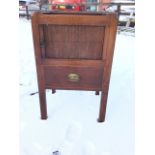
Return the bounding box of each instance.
[57,122,83,155]
[82,141,97,155]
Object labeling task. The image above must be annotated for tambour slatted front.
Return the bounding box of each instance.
[31,12,117,122]
[43,25,105,59]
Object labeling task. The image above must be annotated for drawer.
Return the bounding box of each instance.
[44,66,103,90]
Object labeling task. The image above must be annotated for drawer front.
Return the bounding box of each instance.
[44,66,103,90]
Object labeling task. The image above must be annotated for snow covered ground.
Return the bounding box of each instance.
[19,18,134,155]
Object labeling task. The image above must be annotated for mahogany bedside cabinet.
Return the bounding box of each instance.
[31,12,117,122]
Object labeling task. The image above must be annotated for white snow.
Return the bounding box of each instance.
[19,18,134,155]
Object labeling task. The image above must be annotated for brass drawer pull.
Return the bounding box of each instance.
[68,73,80,82]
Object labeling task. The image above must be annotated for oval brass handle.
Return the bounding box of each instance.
[68,73,80,82]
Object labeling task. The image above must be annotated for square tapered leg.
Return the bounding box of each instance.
[39,89,48,119]
[98,92,108,122]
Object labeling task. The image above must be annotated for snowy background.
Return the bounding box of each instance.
[19,18,134,155]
